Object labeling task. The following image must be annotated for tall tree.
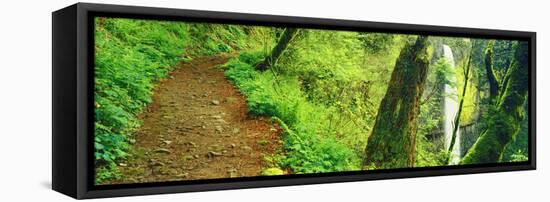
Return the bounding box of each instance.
[446,42,473,163]
[484,40,500,100]
[256,28,298,71]
[363,36,433,169]
[461,41,529,164]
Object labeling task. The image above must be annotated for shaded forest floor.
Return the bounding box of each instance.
[107,55,283,184]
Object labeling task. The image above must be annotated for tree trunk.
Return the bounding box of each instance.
[446,43,473,163]
[256,28,297,71]
[363,36,433,169]
[460,41,529,164]
[484,41,500,100]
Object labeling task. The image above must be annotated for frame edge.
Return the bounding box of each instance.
[66,2,537,199]
[52,3,79,199]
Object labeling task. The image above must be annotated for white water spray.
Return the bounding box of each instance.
[442,44,461,165]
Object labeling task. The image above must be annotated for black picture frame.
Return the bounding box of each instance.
[52,2,536,199]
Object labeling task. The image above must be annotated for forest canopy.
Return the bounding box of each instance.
[93,17,530,185]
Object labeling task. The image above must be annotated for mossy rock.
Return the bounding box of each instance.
[261,168,284,176]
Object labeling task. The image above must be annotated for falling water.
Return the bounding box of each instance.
[442,44,461,165]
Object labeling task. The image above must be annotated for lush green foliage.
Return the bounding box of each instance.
[416,58,455,166]
[502,104,529,162]
[461,42,529,164]
[222,31,528,170]
[358,33,395,54]
[363,36,434,168]
[224,52,359,173]
[94,18,190,183]
[94,18,255,183]
[223,31,421,172]
[94,17,530,181]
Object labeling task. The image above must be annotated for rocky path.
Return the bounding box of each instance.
[109,55,283,184]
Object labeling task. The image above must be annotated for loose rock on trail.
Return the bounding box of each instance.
[108,55,283,184]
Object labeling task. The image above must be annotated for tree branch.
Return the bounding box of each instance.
[485,40,500,100]
[256,28,298,71]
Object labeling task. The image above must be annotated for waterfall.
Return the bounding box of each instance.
[442,44,461,165]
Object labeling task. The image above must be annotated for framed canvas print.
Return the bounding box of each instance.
[52,3,536,199]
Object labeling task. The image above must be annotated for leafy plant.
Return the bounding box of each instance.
[93,18,256,184]
[224,52,359,173]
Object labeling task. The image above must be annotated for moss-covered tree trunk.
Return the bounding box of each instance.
[461,41,529,164]
[446,44,473,163]
[484,41,500,100]
[256,28,297,71]
[363,36,433,169]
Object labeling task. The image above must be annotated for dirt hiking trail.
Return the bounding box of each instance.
[109,55,283,184]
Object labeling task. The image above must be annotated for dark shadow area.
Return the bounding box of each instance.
[40,181,52,189]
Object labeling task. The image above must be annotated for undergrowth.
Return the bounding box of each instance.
[94,17,255,184]
[223,52,359,173]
